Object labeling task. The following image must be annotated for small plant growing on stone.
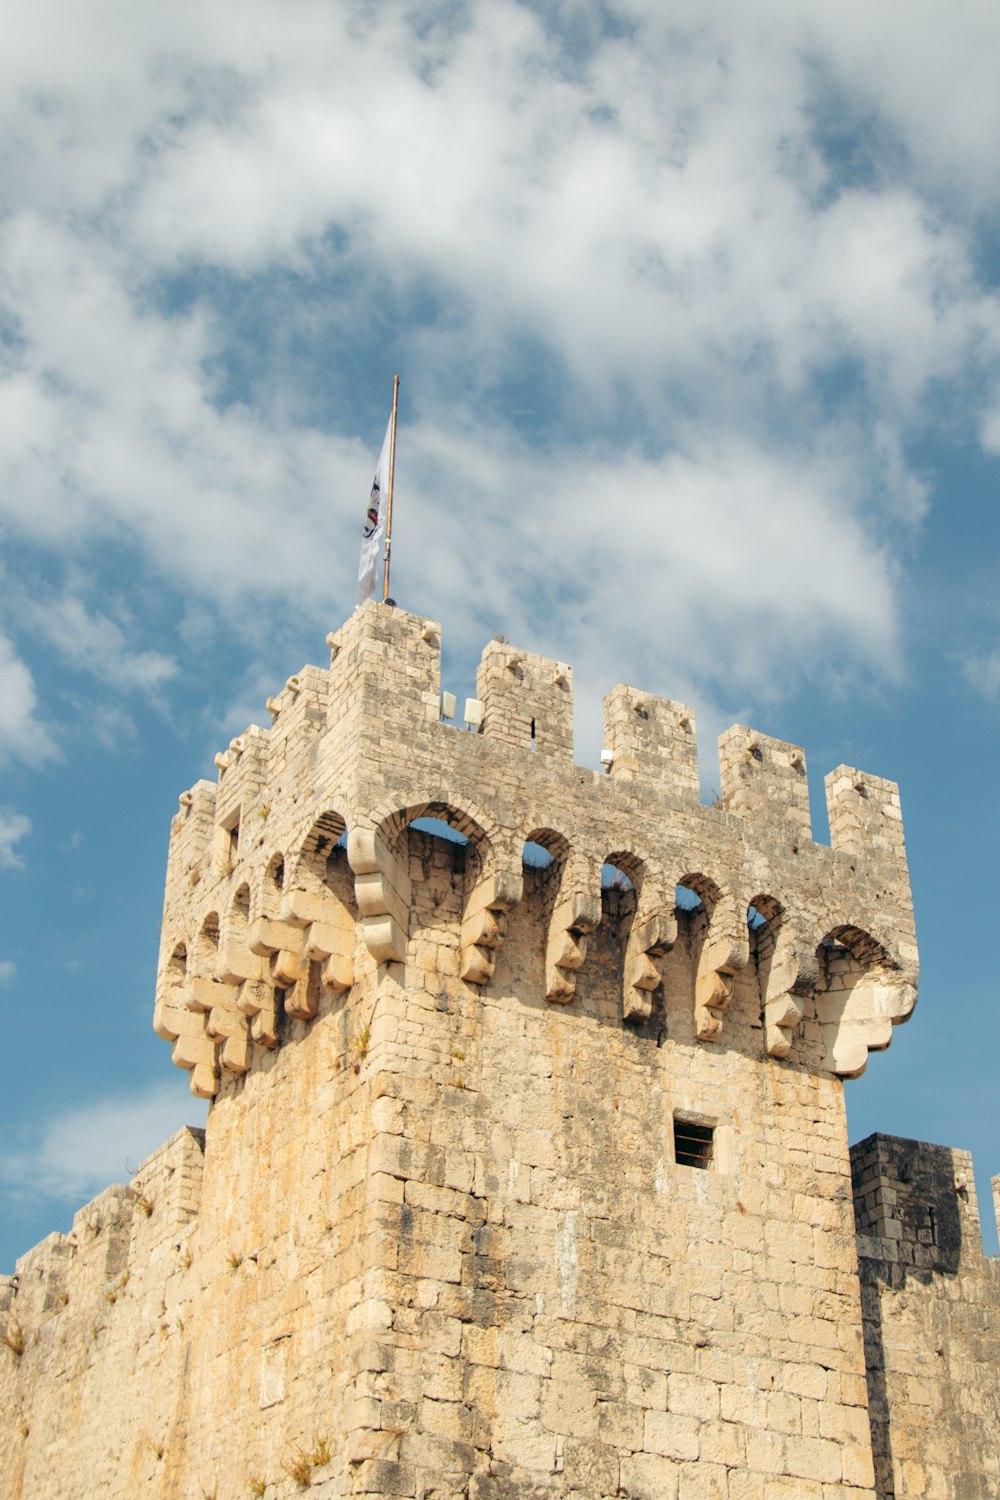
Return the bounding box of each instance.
[2,1320,25,1357]
[227,1249,243,1271]
[136,1193,154,1217]
[285,1450,312,1486]
[307,1434,332,1467]
[349,1023,371,1072]
[248,1475,267,1497]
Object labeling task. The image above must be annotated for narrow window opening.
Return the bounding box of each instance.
[927,1205,937,1245]
[674,1117,714,1169]
[530,717,537,751]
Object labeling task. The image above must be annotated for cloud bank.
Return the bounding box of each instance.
[2,0,999,723]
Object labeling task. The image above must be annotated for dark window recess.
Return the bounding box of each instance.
[674,1118,714,1169]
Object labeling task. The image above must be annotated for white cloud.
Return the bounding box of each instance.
[0,641,57,768]
[0,0,998,717]
[962,649,1000,704]
[0,1081,208,1206]
[0,810,30,869]
[0,961,15,986]
[20,591,176,693]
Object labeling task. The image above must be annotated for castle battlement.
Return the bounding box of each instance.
[155,602,917,1097]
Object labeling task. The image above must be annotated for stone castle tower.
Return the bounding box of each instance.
[1,602,997,1499]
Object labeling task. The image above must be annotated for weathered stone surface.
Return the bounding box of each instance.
[1,603,976,1500]
[852,1134,1000,1500]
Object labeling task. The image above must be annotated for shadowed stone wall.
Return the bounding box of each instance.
[852,1134,1000,1500]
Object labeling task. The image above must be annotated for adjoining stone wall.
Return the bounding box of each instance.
[852,1133,1000,1500]
[0,1128,205,1498]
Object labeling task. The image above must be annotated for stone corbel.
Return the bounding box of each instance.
[248,915,316,1020]
[217,934,279,1049]
[623,909,676,1022]
[694,894,749,1041]
[460,869,522,985]
[186,974,251,1075]
[546,858,601,1003]
[819,967,917,1079]
[169,1029,220,1100]
[280,885,355,994]
[154,990,220,1099]
[762,925,818,1058]
[348,828,411,964]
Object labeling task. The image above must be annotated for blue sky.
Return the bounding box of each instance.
[1,0,999,1268]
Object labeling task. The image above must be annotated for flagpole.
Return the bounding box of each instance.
[382,374,400,602]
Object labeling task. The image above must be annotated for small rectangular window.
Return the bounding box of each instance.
[674,1117,714,1169]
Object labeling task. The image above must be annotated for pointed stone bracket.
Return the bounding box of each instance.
[546,859,601,1003]
[154,987,219,1100]
[460,869,522,985]
[186,974,251,1075]
[694,894,750,1041]
[349,828,411,964]
[623,909,676,1022]
[280,885,355,995]
[249,915,317,1020]
[218,935,279,1049]
[819,969,917,1079]
[762,926,819,1059]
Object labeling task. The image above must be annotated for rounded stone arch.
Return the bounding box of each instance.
[521,826,570,908]
[603,848,646,888]
[288,808,356,916]
[373,791,502,849]
[371,792,505,888]
[523,825,570,869]
[747,891,782,929]
[292,809,348,881]
[224,883,252,950]
[153,938,193,1045]
[602,846,671,900]
[675,870,721,920]
[822,923,892,971]
[746,892,783,967]
[232,882,251,921]
[191,911,221,976]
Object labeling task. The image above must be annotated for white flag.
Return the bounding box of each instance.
[358,416,392,605]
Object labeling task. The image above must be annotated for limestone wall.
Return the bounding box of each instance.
[0,604,929,1499]
[852,1134,1000,1500]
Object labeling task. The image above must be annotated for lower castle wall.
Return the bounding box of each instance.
[852,1135,1000,1500]
[2,829,890,1499]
